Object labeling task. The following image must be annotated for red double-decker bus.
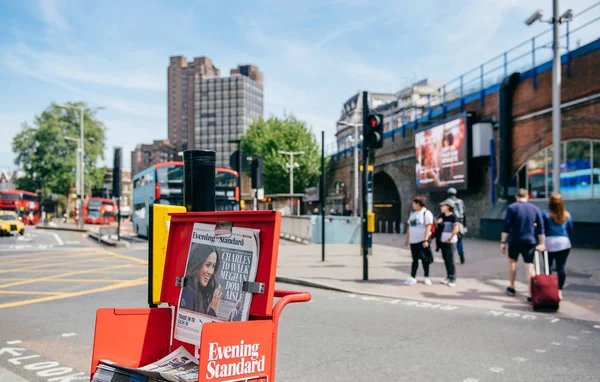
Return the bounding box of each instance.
[0,190,40,225]
[82,197,116,225]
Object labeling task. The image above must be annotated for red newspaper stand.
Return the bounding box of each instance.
[90,210,311,382]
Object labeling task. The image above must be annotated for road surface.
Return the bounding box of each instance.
[0,230,598,381]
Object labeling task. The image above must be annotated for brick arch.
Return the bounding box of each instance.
[512,103,600,172]
[374,160,416,221]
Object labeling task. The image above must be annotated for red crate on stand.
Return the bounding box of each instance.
[89,209,311,382]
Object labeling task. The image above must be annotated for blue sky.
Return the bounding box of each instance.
[0,0,596,170]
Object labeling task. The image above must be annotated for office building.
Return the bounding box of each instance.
[168,56,264,168]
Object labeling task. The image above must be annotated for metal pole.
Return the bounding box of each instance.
[361,91,369,281]
[237,141,242,210]
[290,152,294,195]
[75,138,81,225]
[552,0,561,194]
[321,130,326,262]
[79,107,85,228]
[353,123,359,217]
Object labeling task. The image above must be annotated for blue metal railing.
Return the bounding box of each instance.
[329,3,600,158]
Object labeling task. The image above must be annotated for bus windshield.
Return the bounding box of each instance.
[157,165,184,204]
[88,199,102,209]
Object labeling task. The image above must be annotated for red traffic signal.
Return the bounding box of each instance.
[365,113,384,149]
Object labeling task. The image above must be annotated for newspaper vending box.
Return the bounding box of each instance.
[89,207,311,382]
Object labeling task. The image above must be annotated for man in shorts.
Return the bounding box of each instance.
[500,188,546,302]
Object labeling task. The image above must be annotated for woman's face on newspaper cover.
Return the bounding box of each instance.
[198,251,217,287]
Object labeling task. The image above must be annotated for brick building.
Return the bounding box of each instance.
[328,38,600,247]
[130,139,176,176]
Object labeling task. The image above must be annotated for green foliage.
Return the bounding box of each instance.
[241,114,323,195]
[12,101,107,196]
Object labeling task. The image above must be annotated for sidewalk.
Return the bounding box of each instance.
[276,233,600,322]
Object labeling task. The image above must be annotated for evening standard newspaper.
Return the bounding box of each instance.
[93,346,198,382]
[175,222,260,346]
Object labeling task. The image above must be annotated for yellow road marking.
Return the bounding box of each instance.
[99,249,148,265]
[0,257,131,274]
[0,277,148,309]
[3,278,139,283]
[92,269,146,274]
[0,264,138,288]
[0,252,102,266]
[0,250,87,259]
[0,291,62,295]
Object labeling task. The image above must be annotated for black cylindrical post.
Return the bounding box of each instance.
[361,91,369,281]
[183,149,216,212]
[321,130,326,262]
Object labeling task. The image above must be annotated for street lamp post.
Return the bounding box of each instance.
[278,150,304,215]
[525,2,573,194]
[337,121,360,217]
[57,104,105,228]
[278,150,304,195]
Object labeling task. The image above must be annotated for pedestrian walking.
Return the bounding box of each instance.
[437,199,461,287]
[404,196,434,286]
[447,187,467,264]
[542,193,573,301]
[500,188,546,303]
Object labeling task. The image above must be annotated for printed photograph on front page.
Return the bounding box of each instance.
[174,222,260,346]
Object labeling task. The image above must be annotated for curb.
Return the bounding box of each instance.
[87,231,130,248]
[35,226,87,233]
[275,276,352,294]
[274,276,600,323]
[279,233,310,245]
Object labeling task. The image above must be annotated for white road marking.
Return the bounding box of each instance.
[6,340,22,345]
[580,330,591,334]
[61,333,76,338]
[489,367,504,373]
[551,342,561,346]
[0,347,25,356]
[0,346,88,381]
[512,357,527,362]
[535,349,547,353]
[567,336,579,340]
[65,241,81,245]
[463,379,479,382]
[52,233,64,246]
[361,296,381,301]
[347,294,356,298]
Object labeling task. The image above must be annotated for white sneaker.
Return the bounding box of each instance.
[404,277,417,285]
[448,282,456,288]
[441,278,449,285]
[424,278,432,286]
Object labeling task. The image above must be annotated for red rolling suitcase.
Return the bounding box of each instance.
[530,250,560,312]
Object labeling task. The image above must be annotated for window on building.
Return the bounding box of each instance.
[514,139,599,200]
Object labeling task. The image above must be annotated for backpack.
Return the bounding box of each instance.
[424,209,436,238]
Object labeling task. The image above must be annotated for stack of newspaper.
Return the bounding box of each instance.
[91,346,198,382]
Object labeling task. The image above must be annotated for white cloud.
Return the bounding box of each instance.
[5,43,164,92]
[315,13,387,48]
[38,0,69,30]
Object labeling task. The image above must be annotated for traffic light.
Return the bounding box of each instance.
[251,156,264,189]
[113,147,122,198]
[364,112,384,149]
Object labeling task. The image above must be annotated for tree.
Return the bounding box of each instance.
[12,102,107,197]
[241,114,322,195]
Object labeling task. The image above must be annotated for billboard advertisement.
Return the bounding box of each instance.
[415,115,468,191]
